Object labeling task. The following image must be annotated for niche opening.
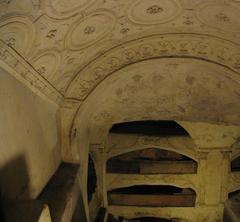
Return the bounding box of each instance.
[108,185,196,207]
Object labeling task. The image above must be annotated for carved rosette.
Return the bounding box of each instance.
[66,34,240,100]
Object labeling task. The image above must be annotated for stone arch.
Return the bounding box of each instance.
[70,57,240,160]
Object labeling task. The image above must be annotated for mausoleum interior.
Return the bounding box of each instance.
[1,0,240,221]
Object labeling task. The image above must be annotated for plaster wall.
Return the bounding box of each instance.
[0,68,61,200]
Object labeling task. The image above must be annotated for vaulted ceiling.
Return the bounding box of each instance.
[2,1,240,221]
[1,0,240,102]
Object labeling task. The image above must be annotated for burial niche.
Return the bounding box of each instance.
[108,185,196,207]
[107,148,197,174]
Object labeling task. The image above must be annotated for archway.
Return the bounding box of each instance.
[69,58,240,219]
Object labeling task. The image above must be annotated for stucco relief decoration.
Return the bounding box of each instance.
[0,16,35,57]
[127,0,182,25]
[30,50,61,83]
[196,3,240,33]
[45,0,96,18]
[66,34,240,100]
[216,13,230,23]
[146,5,163,14]
[0,41,62,104]
[65,11,116,50]
[53,72,73,94]
[0,0,39,17]
[46,29,57,39]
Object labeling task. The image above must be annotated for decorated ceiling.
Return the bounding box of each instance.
[1,0,240,105]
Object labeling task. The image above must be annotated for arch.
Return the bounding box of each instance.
[107,185,196,207]
[106,148,197,174]
[72,57,240,144]
[66,56,240,219]
[67,57,240,164]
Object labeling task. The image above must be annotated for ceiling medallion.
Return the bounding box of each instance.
[65,11,116,50]
[5,37,15,47]
[127,0,182,25]
[0,16,36,57]
[46,0,96,18]
[146,5,163,14]
[30,49,61,82]
[196,3,240,33]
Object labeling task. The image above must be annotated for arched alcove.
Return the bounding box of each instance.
[107,147,197,174]
[110,120,189,137]
[87,155,97,203]
[108,185,196,207]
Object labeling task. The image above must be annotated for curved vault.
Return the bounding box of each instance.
[72,58,240,145]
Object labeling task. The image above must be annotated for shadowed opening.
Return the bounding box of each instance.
[108,185,196,207]
[231,156,240,172]
[87,155,97,203]
[110,121,189,137]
